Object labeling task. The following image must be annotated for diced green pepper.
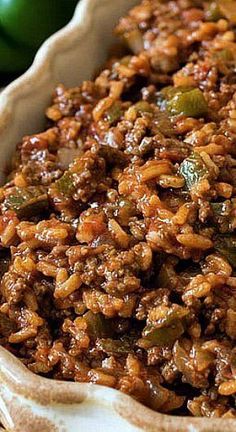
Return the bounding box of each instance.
[55,171,75,197]
[167,88,208,117]
[3,186,48,218]
[161,86,194,100]
[159,305,189,326]
[157,86,208,118]
[84,311,113,340]
[134,101,153,114]
[156,86,185,111]
[106,102,123,124]
[157,86,194,109]
[96,337,133,355]
[213,49,233,62]
[215,235,236,267]
[139,319,185,349]
[138,305,189,349]
[179,152,209,190]
[205,2,224,21]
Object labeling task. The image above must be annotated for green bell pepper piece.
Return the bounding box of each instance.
[167,88,208,117]
[138,305,189,349]
[105,102,123,124]
[134,101,153,114]
[179,152,209,190]
[55,171,76,197]
[157,86,208,118]
[3,186,48,218]
[205,2,224,21]
[96,337,133,355]
[139,319,185,348]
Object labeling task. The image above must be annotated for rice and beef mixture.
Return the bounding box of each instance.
[2,0,236,418]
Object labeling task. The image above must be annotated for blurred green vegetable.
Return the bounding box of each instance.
[0,0,77,73]
[0,29,34,72]
[205,2,223,21]
[213,49,233,62]
[3,186,48,218]
[134,101,153,114]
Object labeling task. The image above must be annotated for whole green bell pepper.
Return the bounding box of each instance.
[0,0,77,73]
[0,0,78,48]
[0,30,34,72]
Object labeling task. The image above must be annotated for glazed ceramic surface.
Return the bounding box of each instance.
[0,0,236,431]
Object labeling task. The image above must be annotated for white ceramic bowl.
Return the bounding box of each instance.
[0,1,236,431]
